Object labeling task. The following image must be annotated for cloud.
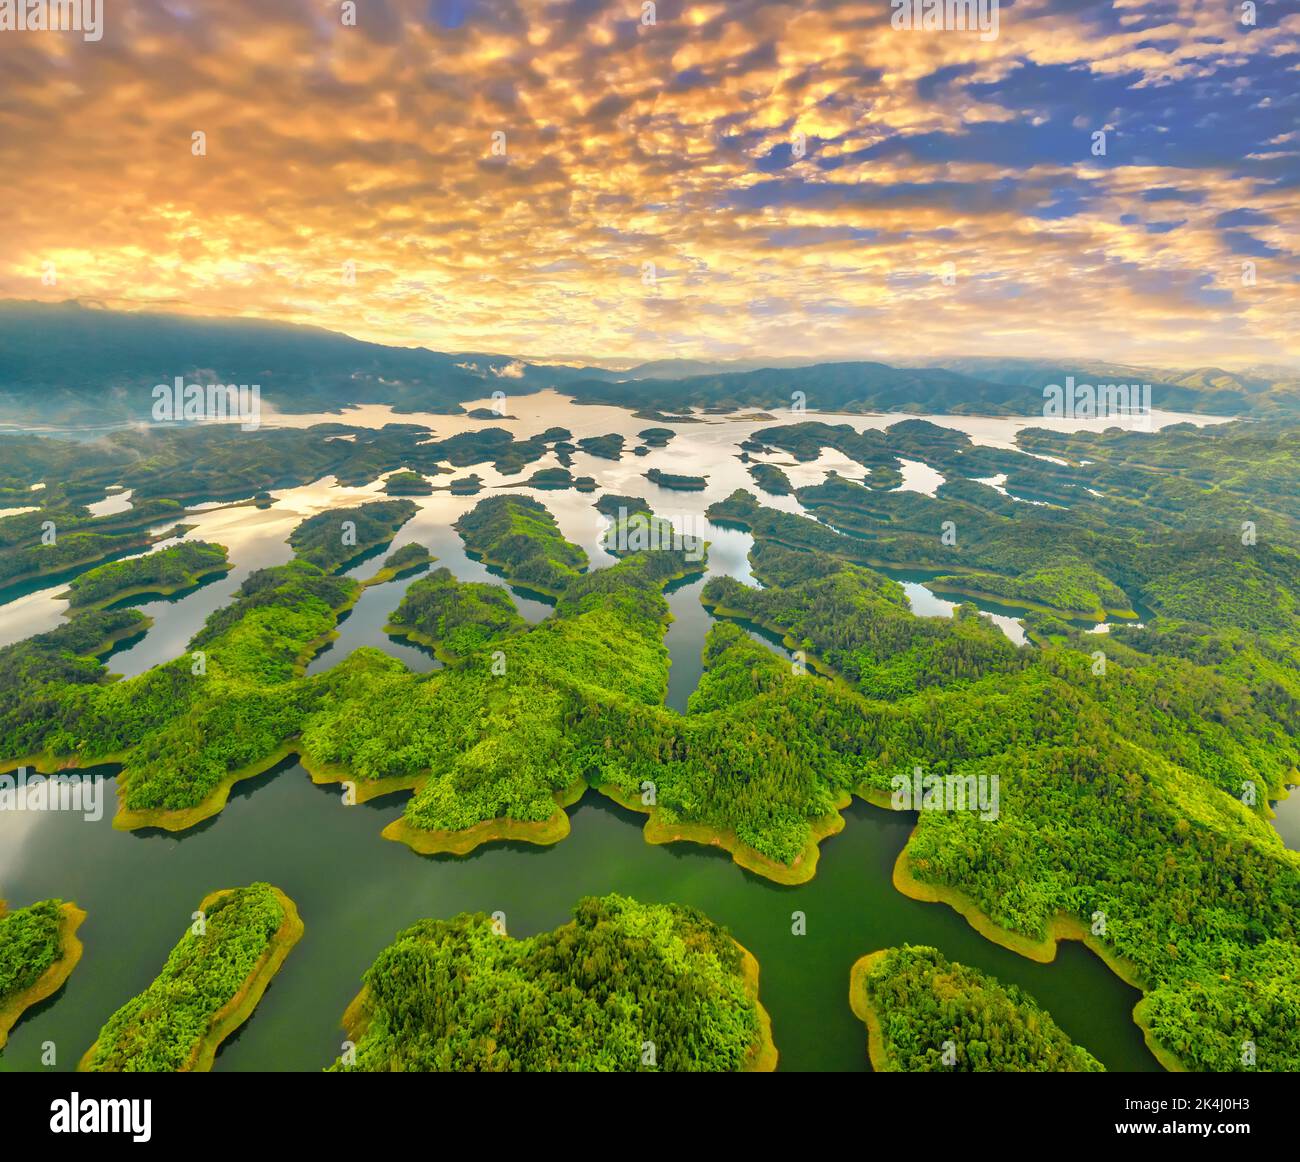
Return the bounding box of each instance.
[0,0,1295,366]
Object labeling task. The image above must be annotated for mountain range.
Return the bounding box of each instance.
[1,300,1295,428]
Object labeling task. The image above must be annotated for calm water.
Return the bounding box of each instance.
[0,397,1227,1071]
[0,773,1156,1073]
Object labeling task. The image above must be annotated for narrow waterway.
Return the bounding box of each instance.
[0,400,1232,1071]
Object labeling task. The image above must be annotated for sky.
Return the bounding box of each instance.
[0,0,1297,368]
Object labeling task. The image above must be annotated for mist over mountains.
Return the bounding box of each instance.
[1,301,1295,428]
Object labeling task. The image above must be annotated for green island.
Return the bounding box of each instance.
[748,461,794,495]
[594,492,652,517]
[508,467,597,491]
[386,567,526,661]
[0,498,188,591]
[61,541,232,608]
[78,883,302,1072]
[576,433,625,460]
[645,467,708,491]
[331,893,774,1071]
[382,469,434,495]
[637,426,676,447]
[0,898,87,1050]
[288,499,418,571]
[374,541,435,580]
[455,493,587,596]
[849,945,1103,1071]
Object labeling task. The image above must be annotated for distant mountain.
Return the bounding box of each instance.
[921,356,1299,414]
[561,361,1049,416]
[0,301,1292,428]
[613,357,818,379]
[0,301,599,425]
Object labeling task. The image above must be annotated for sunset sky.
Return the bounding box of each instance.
[1,0,1296,367]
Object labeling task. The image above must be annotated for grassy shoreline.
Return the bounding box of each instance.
[847,950,891,1071]
[736,939,779,1072]
[595,780,850,886]
[381,777,587,855]
[78,886,302,1073]
[890,846,1189,1071]
[0,902,87,1050]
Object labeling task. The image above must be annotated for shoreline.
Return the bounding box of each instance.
[381,777,588,855]
[113,743,428,831]
[924,578,1137,623]
[595,779,850,886]
[0,902,87,1050]
[78,886,302,1073]
[112,741,300,831]
[61,562,234,612]
[736,939,779,1072]
[847,950,891,1071]
[890,846,1190,1071]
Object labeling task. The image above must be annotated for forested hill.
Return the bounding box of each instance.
[3,300,1291,425]
[561,361,1295,417]
[0,301,611,424]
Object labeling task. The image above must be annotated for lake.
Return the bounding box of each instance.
[0,396,1237,1071]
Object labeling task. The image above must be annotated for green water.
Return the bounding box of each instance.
[0,765,1157,1072]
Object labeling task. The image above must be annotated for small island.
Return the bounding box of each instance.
[369,541,435,582]
[288,499,418,572]
[644,467,708,491]
[447,474,484,495]
[747,462,794,496]
[577,433,625,461]
[382,470,434,496]
[509,467,597,492]
[455,494,587,595]
[79,883,302,1072]
[0,898,87,1049]
[331,894,775,1071]
[849,945,1103,1072]
[637,427,676,447]
[594,493,652,518]
[61,541,232,608]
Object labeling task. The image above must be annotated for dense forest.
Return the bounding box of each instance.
[382,469,435,495]
[455,494,588,594]
[62,541,231,608]
[332,894,771,1071]
[748,462,793,495]
[288,499,418,572]
[0,898,84,1048]
[852,945,1103,1071]
[0,498,186,590]
[1,417,1298,1070]
[80,883,301,1072]
[387,567,525,661]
